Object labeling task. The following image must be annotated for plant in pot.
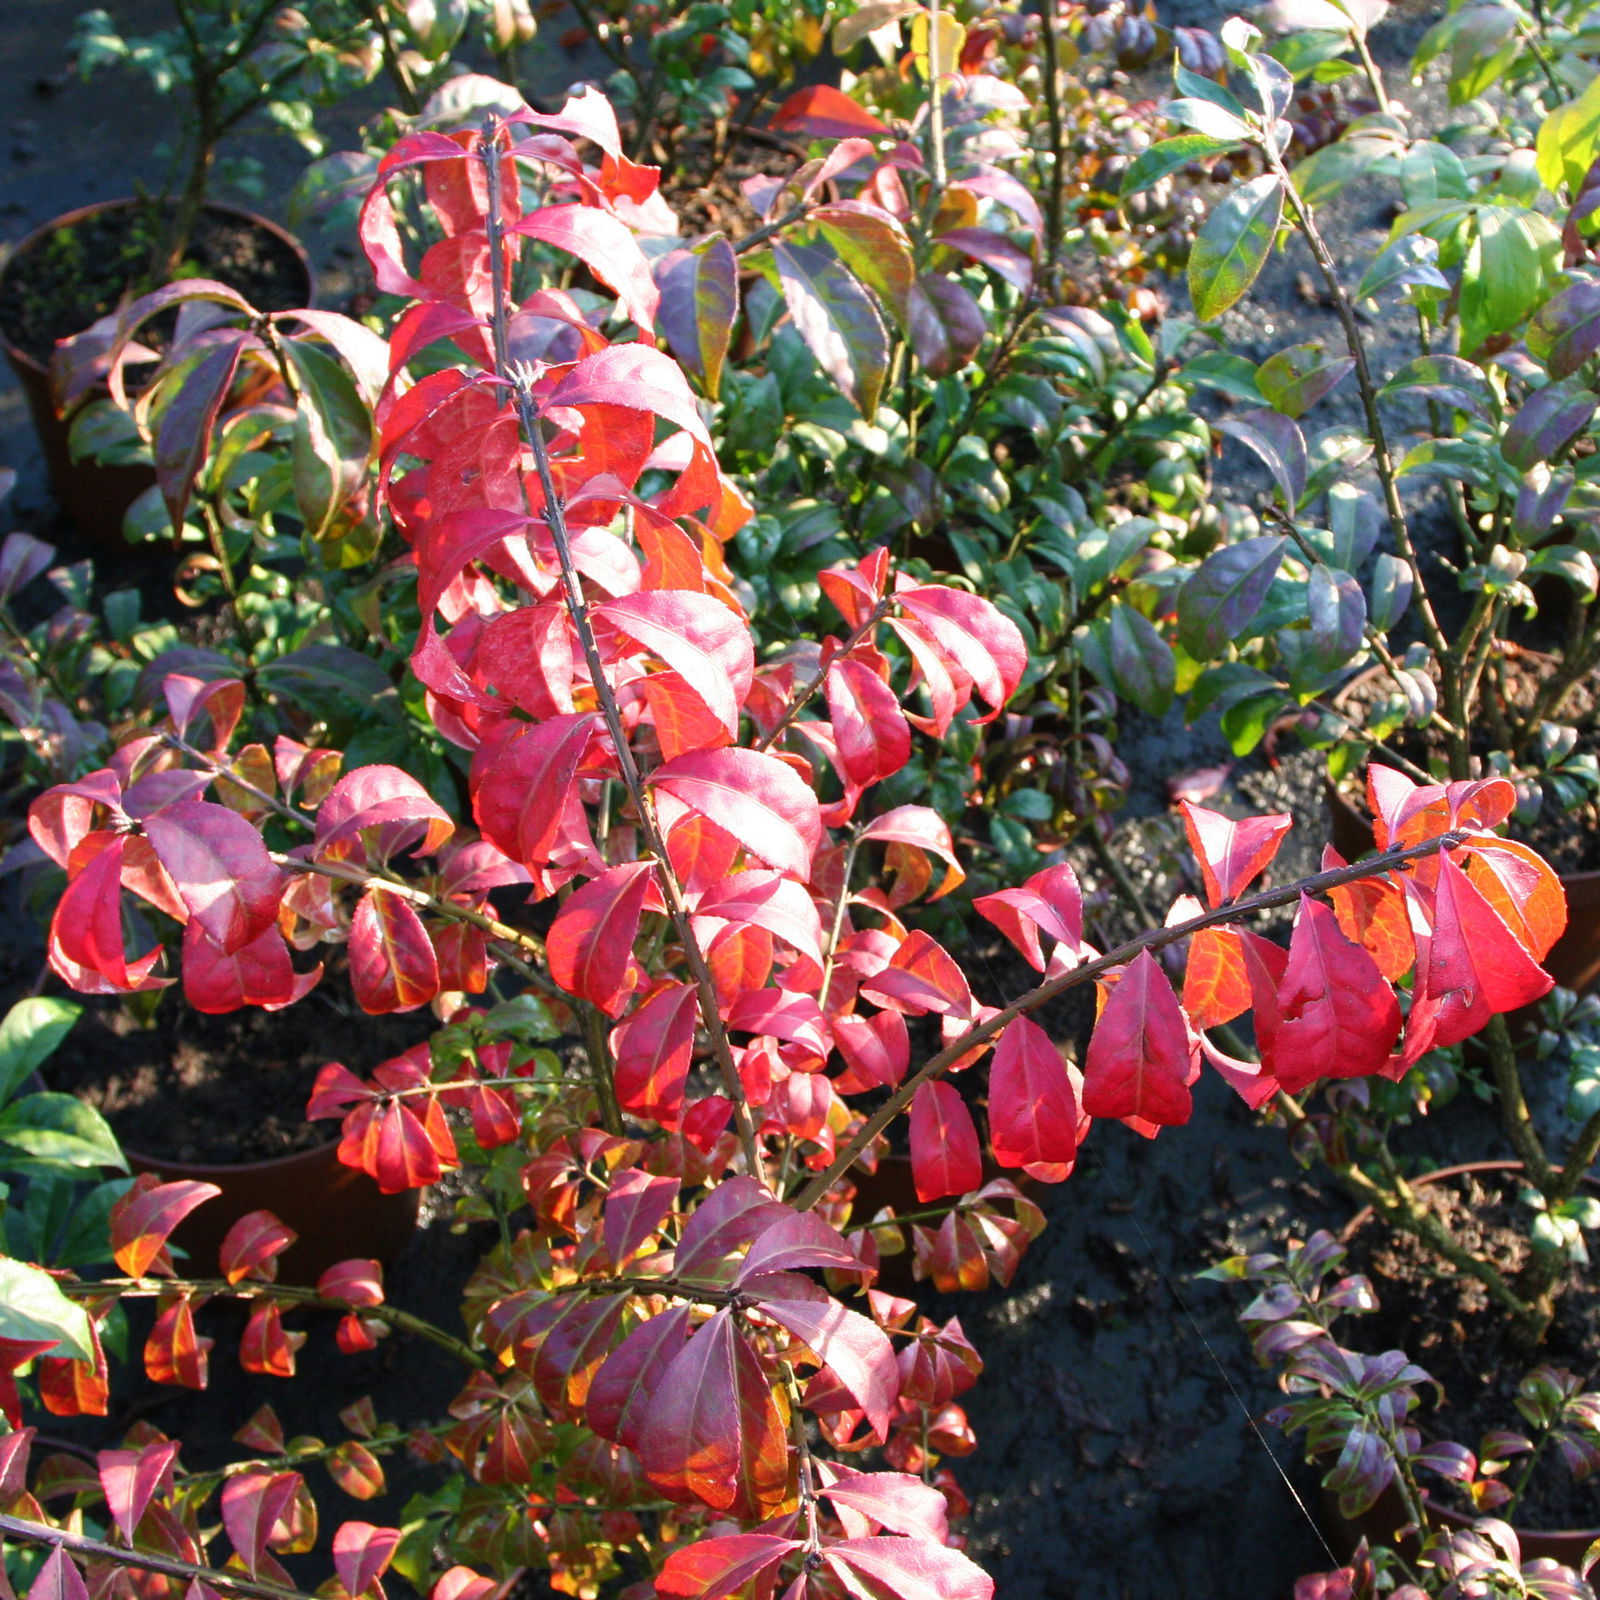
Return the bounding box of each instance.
[1210,1228,1600,1594]
[1113,1,1600,1221]
[0,86,1574,1600]
[0,0,404,545]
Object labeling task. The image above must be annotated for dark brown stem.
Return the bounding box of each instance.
[60,1276,485,1369]
[0,1515,316,1600]
[1260,137,1467,776]
[793,830,1470,1209]
[732,202,813,257]
[479,129,764,1179]
[1037,0,1067,291]
[1485,1014,1554,1190]
[754,600,891,752]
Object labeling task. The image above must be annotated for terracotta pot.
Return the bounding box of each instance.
[131,1138,419,1288]
[0,199,313,552]
[1326,1160,1600,1567]
[1324,774,1600,995]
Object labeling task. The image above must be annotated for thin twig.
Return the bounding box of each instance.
[479,127,764,1178]
[793,829,1469,1209]
[0,1515,317,1600]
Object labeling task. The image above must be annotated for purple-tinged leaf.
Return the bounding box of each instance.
[1216,410,1307,510]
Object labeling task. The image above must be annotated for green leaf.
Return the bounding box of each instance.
[1165,97,1253,142]
[0,1000,82,1105]
[1180,350,1267,406]
[1399,140,1470,206]
[1101,604,1176,715]
[1176,536,1288,659]
[0,1257,95,1361]
[767,241,890,418]
[1221,689,1292,754]
[1537,70,1600,197]
[1293,135,1393,209]
[1121,135,1241,197]
[0,1094,126,1174]
[1355,235,1449,302]
[808,209,916,336]
[1459,207,1561,356]
[1189,175,1284,322]
[282,338,374,541]
[656,233,739,400]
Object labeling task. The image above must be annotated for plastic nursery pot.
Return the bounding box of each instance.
[1322,774,1600,996]
[0,199,314,553]
[130,1138,420,1289]
[1324,1159,1600,1567]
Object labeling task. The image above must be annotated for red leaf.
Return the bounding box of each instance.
[98,1441,178,1543]
[651,748,822,880]
[826,658,911,792]
[1081,950,1195,1130]
[49,833,167,994]
[674,1176,792,1277]
[604,1170,680,1270]
[1267,896,1402,1093]
[341,1098,457,1193]
[240,1301,305,1378]
[612,982,699,1123]
[333,1522,401,1599]
[693,871,825,967]
[546,343,714,449]
[656,1534,800,1600]
[987,1016,1081,1176]
[1462,837,1567,961]
[29,1549,90,1600]
[547,861,655,1015]
[769,85,890,140]
[820,1470,949,1542]
[314,766,453,865]
[182,923,313,1014]
[145,1296,212,1388]
[317,1260,384,1308]
[1324,848,1415,982]
[822,1536,993,1600]
[1412,854,1554,1049]
[142,800,283,953]
[512,206,660,333]
[350,887,441,1014]
[1178,801,1293,908]
[734,1212,859,1283]
[908,1081,982,1201]
[861,931,973,1018]
[893,584,1026,723]
[219,1211,297,1285]
[635,1307,791,1517]
[973,862,1085,972]
[744,1274,897,1439]
[1182,923,1252,1030]
[595,591,753,738]
[859,807,965,900]
[832,1011,909,1093]
[531,1294,629,1411]
[432,1569,495,1600]
[470,713,603,871]
[586,1304,692,1450]
[112,1176,222,1278]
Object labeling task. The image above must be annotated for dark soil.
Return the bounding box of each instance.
[1344,1167,1600,1533]
[46,993,434,1163]
[1335,655,1600,876]
[658,129,806,241]
[0,203,309,367]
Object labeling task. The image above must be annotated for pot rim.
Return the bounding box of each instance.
[126,1131,345,1181]
[0,196,315,375]
[1338,1156,1600,1543]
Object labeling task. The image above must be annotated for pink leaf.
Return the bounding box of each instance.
[987,1016,1082,1176]
[546,860,655,1015]
[1178,801,1293,908]
[908,1081,982,1201]
[1081,950,1195,1130]
[651,749,822,880]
